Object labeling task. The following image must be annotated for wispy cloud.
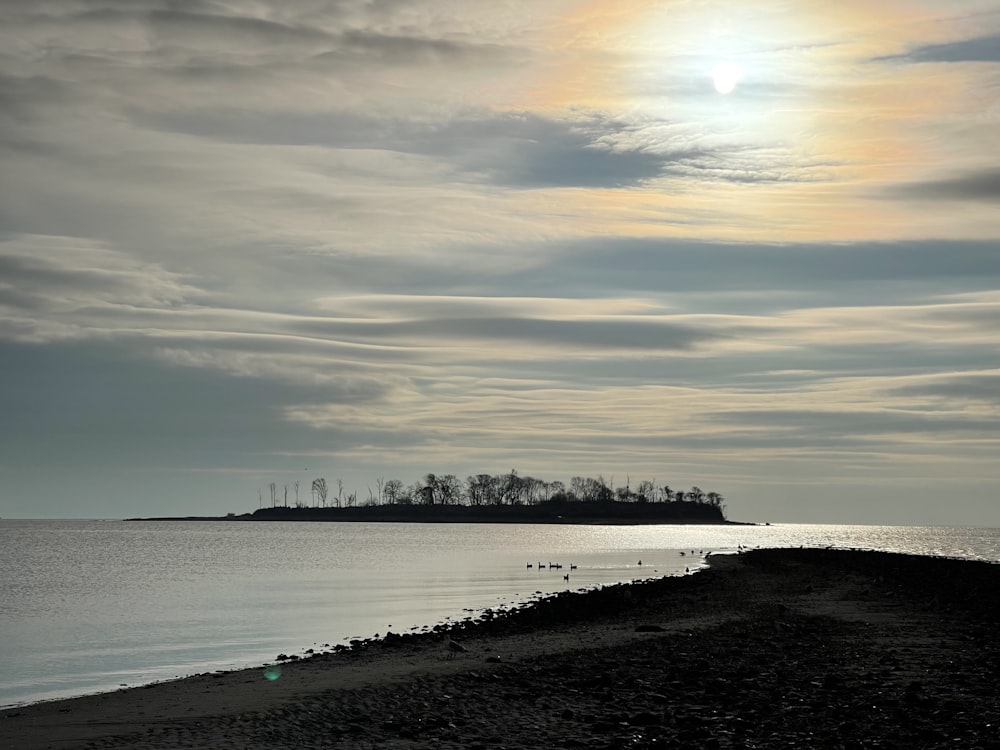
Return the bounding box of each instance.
[875,32,1000,63]
[2,0,1000,523]
[891,168,1000,203]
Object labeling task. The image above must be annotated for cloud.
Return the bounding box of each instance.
[9,2,522,76]
[876,33,1000,64]
[323,28,516,66]
[886,371,1000,402]
[705,407,1000,439]
[0,234,200,341]
[138,105,811,190]
[0,73,79,122]
[70,7,336,48]
[0,339,365,472]
[438,115,673,188]
[137,109,678,189]
[2,0,1000,523]
[280,368,1000,486]
[4,230,999,388]
[498,239,1000,304]
[364,315,717,350]
[889,169,1000,203]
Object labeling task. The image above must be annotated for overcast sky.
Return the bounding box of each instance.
[2,0,999,524]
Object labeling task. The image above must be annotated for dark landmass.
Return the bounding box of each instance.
[131,499,739,524]
[5,547,998,749]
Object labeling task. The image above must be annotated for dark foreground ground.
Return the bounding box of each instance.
[3,547,998,749]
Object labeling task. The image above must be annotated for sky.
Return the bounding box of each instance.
[1,0,999,524]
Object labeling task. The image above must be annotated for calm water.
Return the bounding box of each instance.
[1,520,998,708]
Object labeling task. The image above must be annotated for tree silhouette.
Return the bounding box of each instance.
[706,491,725,511]
[311,478,327,507]
[255,469,728,521]
[383,479,404,504]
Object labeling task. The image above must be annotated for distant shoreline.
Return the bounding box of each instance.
[129,499,749,525]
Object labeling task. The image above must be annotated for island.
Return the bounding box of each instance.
[133,471,741,524]
[135,499,732,524]
[247,498,728,524]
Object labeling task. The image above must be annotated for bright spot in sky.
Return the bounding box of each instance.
[712,61,742,94]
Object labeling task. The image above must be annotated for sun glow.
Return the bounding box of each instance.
[712,61,742,94]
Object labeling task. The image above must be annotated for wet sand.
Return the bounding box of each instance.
[3,547,998,749]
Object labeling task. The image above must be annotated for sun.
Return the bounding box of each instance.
[712,61,742,95]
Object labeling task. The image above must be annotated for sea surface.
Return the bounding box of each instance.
[1,519,998,708]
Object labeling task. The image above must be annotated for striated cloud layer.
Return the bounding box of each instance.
[1,0,999,523]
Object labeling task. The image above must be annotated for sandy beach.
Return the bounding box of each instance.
[3,547,998,750]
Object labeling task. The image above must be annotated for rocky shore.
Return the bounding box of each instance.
[3,547,998,749]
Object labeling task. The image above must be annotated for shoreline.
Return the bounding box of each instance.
[3,548,998,749]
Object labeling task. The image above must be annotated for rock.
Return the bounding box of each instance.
[630,711,662,726]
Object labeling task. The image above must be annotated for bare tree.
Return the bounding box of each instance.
[407,481,425,505]
[311,478,327,507]
[636,480,655,503]
[384,479,404,504]
[437,474,462,505]
[260,469,724,518]
[522,476,545,505]
[500,469,522,505]
[466,475,493,506]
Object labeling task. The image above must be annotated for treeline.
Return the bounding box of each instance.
[259,470,726,515]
